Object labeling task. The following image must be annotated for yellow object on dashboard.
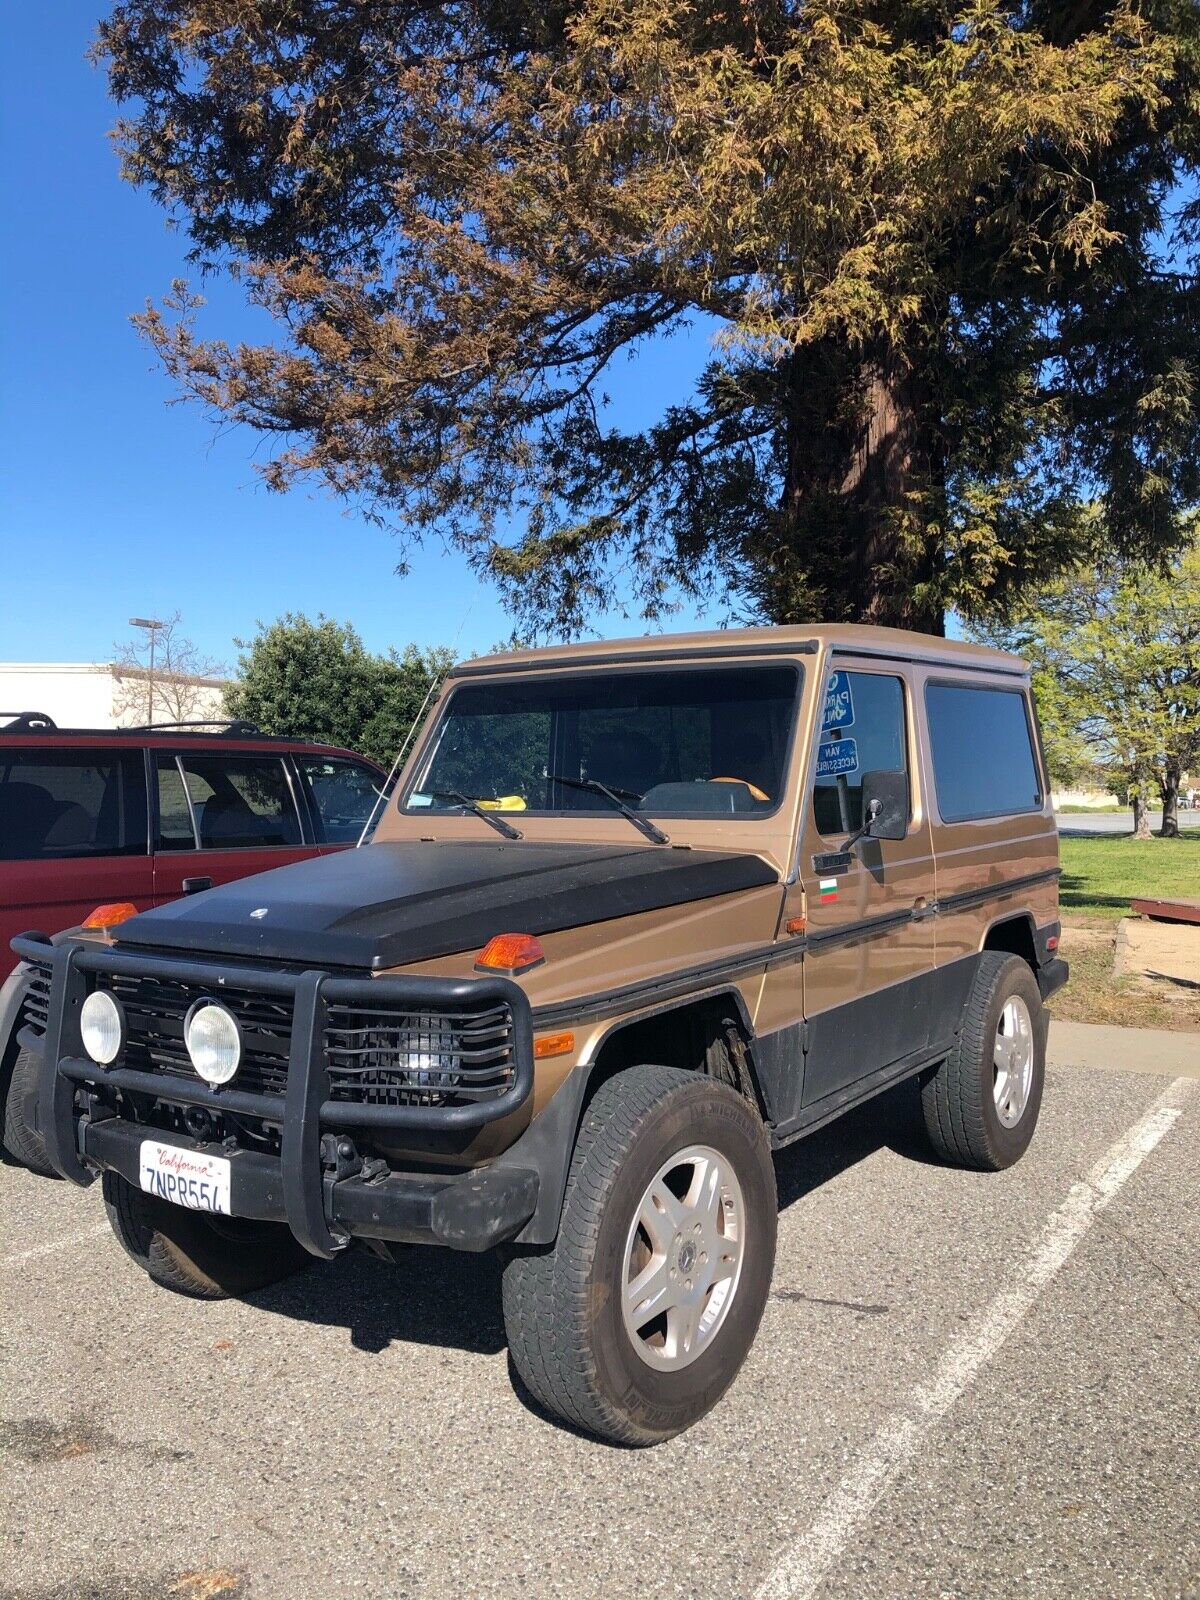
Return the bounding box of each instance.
[476,795,528,811]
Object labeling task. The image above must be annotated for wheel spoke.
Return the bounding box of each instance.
[668,1292,705,1360]
[626,1254,674,1329]
[695,1156,725,1236]
[639,1179,684,1256]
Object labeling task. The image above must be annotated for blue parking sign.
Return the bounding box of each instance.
[823,671,855,732]
[816,736,859,778]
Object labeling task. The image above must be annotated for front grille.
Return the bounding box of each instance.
[98,973,292,1097]
[23,960,52,1035]
[325,1000,516,1109]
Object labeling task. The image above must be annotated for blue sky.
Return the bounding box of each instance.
[0,2,717,671]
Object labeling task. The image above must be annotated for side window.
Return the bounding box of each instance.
[297,757,387,844]
[812,671,908,837]
[0,750,147,860]
[158,755,303,851]
[925,684,1042,821]
[155,755,196,851]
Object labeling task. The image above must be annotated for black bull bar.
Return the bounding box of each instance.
[13,933,539,1257]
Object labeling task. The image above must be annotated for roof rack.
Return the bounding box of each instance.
[0,714,352,749]
[0,710,58,731]
[123,718,263,736]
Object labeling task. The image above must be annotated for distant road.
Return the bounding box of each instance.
[1057,809,1200,835]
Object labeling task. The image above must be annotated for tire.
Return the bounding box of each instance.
[502,1064,777,1446]
[102,1171,310,1299]
[2,1046,58,1179]
[921,952,1046,1171]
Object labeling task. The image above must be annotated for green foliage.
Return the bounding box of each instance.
[971,533,1200,825]
[97,0,1200,635]
[224,614,451,767]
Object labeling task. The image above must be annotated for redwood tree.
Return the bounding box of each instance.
[98,0,1200,635]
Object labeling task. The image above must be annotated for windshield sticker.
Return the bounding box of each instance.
[407,793,433,807]
[822,671,855,733]
[816,736,859,778]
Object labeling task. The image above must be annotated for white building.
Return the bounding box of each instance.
[0,663,229,730]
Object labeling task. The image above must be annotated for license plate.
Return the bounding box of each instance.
[139,1139,231,1215]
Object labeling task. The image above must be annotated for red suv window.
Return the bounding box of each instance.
[295,755,388,844]
[0,751,147,860]
[154,753,303,850]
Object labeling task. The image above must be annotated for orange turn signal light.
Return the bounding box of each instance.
[785,915,807,936]
[475,932,546,976]
[82,902,140,930]
[534,1031,575,1061]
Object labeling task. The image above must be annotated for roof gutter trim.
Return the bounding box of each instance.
[449,639,821,677]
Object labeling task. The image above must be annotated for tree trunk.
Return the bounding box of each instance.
[1131,781,1153,840]
[1159,763,1180,839]
[770,340,944,634]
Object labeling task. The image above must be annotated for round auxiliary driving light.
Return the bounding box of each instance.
[80,989,124,1066]
[184,1001,242,1086]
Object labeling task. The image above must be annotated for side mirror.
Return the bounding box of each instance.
[859,770,908,841]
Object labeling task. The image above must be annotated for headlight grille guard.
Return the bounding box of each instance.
[11,930,536,1242]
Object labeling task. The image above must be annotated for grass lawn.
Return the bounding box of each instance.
[1052,835,1200,1032]
[1058,833,1200,918]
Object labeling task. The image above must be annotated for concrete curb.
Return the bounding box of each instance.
[1048,1019,1200,1080]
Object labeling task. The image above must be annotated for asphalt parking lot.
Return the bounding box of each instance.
[2,1060,1197,1600]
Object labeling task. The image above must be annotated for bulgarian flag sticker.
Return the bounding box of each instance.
[819,878,839,903]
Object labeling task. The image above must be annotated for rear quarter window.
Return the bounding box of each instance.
[296,756,387,844]
[925,683,1043,822]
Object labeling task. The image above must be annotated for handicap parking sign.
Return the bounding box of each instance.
[823,671,855,733]
[816,736,859,778]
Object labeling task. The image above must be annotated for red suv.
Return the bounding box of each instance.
[0,713,388,981]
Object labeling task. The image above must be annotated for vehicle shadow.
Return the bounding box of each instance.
[253,1240,508,1357]
[774,1074,938,1211]
[252,1078,935,1363]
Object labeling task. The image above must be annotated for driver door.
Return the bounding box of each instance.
[791,662,936,1109]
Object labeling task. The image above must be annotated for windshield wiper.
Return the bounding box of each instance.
[427,790,523,840]
[545,772,669,845]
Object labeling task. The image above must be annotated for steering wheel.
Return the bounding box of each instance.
[711,776,771,803]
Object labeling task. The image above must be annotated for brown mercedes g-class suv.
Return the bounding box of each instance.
[7,625,1066,1445]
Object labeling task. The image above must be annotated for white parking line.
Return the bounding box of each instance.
[755,1077,1192,1600]
[0,1221,108,1270]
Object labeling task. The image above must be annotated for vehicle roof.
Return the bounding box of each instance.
[449,622,1028,678]
[0,723,382,765]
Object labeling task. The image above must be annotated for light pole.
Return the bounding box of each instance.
[128,617,164,725]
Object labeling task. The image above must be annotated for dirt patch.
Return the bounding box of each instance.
[1113,916,1200,990]
[0,1416,189,1466]
[1049,916,1200,1032]
[0,1418,113,1464]
[0,1576,244,1600]
[169,1574,242,1600]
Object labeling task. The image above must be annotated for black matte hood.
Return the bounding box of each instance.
[115,841,779,970]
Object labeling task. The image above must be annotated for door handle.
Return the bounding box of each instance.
[911,896,935,922]
[182,876,213,896]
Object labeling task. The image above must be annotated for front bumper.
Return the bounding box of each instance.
[14,933,539,1256]
[83,1116,539,1251]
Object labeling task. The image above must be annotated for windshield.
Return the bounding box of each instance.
[404,664,800,818]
